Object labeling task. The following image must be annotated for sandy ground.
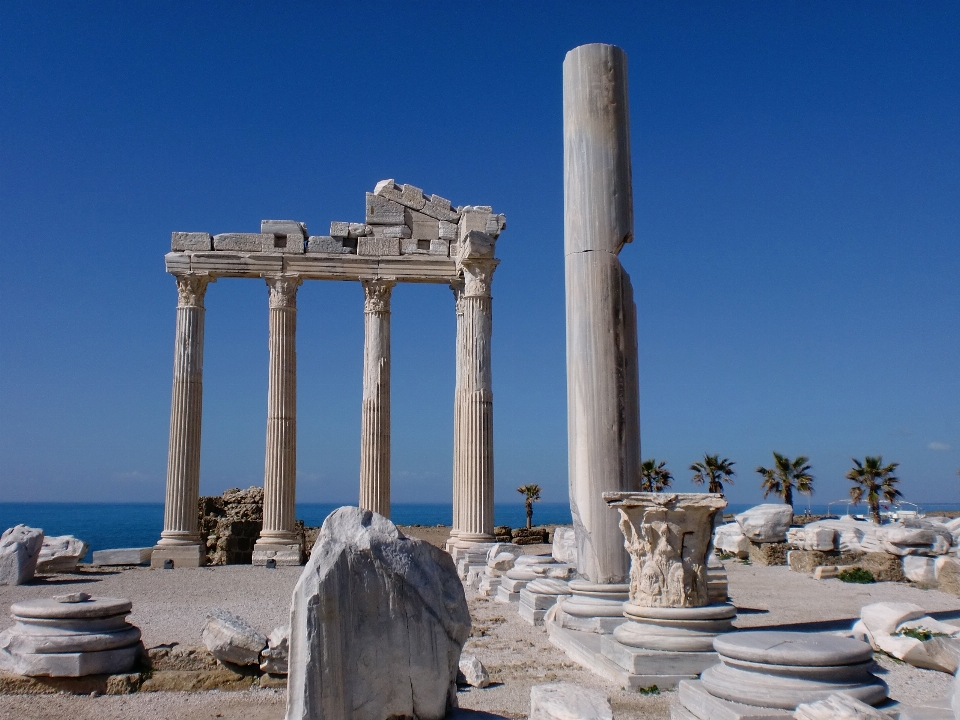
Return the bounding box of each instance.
[3,544,960,719]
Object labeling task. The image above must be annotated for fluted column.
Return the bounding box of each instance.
[254,274,303,566]
[152,273,214,568]
[358,278,395,518]
[446,279,466,550]
[453,259,498,546]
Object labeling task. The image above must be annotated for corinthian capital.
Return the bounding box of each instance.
[175,274,214,308]
[361,278,396,313]
[265,274,302,309]
[459,258,499,298]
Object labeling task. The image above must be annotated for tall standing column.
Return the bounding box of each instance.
[453,258,498,547]
[557,43,641,630]
[358,278,395,518]
[152,273,214,568]
[446,279,466,551]
[253,274,303,566]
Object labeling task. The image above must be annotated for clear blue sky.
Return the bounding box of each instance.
[1,2,957,508]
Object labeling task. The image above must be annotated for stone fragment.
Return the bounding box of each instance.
[874,633,960,674]
[55,592,91,603]
[286,507,470,720]
[794,692,888,719]
[349,223,371,238]
[374,179,427,211]
[814,565,839,580]
[0,525,44,585]
[860,602,927,637]
[489,553,517,571]
[307,236,356,254]
[357,236,401,257]
[91,548,152,566]
[259,625,288,675]
[200,608,266,667]
[552,527,577,565]
[36,535,88,574]
[457,656,490,688]
[438,221,458,241]
[787,526,837,552]
[747,541,788,566]
[903,555,938,585]
[714,523,751,559]
[419,194,460,222]
[529,682,613,720]
[936,557,960,597]
[371,224,412,239]
[365,193,407,225]
[735,504,794,543]
[329,221,350,237]
[213,233,270,252]
[261,220,307,237]
[171,232,213,252]
[858,552,906,582]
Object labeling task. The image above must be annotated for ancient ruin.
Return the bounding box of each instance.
[151,181,506,568]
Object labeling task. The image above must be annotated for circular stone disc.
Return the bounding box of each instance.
[624,602,737,621]
[568,580,630,594]
[713,631,874,667]
[11,597,132,620]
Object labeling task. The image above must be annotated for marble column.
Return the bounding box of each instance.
[453,258,498,548]
[560,43,641,626]
[446,279,465,551]
[358,278,395,518]
[253,274,303,566]
[152,273,214,568]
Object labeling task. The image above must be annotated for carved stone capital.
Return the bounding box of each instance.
[175,274,214,308]
[361,278,396,313]
[265,274,302,309]
[459,258,499,298]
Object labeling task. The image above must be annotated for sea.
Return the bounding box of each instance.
[4,500,959,563]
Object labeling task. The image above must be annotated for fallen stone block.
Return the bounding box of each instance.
[794,692,887,719]
[91,548,152,566]
[714,522,751,559]
[857,552,906,582]
[36,535,88,574]
[529,682,613,720]
[259,625,288,675]
[0,525,44,585]
[457,656,489,688]
[748,541,788,566]
[813,565,838,580]
[200,608,266,667]
[171,232,212,252]
[286,507,470,720]
[736,504,793,543]
[861,602,927,637]
[903,555,938,585]
[489,553,516,572]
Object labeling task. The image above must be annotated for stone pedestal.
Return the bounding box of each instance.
[0,596,142,677]
[358,279,395,519]
[254,275,303,566]
[153,274,213,569]
[562,43,641,626]
[519,578,572,626]
[674,631,888,718]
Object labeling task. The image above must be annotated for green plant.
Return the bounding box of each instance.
[846,456,902,524]
[641,459,674,492]
[716,551,733,561]
[896,627,951,642]
[756,453,814,508]
[837,567,875,584]
[638,685,660,695]
[517,484,542,529]
[691,454,736,496]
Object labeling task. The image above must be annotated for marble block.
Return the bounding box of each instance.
[171,232,213,252]
[0,525,44,586]
[519,579,572,625]
[529,682,612,720]
[91,547,152,566]
[735,504,794,544]
[372,224,412,239]
[420,194,460,223]
[213,233,270,252]
[365,193,407,225]
[357,236,401,257]
[0,596,142,677]
[261,220,307,237]
[36,535,88,573]
[374,179,427,211]
[307,235,356,254]
[439,221,458,241]
[202,608,266,666]
[259,625,288,674]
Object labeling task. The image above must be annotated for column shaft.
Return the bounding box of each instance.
[153,274,213,568]
[358,279,394,518]
[449,280,465,542]
[254,275,302,565]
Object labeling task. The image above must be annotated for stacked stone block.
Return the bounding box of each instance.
[198,487,264,565]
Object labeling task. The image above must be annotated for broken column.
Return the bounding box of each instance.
[559,42,641,628]
[153,274,214,568]
[358,278,395,519]
[254,274,303,566]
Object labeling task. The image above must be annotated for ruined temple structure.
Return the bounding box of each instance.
[151,181,506,568]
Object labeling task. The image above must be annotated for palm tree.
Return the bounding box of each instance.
[846,456,902,524]
[690,454,736,495]
[641,459,674,492]
[756,453,814,508]
[517,484,542,529]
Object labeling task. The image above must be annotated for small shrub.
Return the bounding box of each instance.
[638,685,660,695]
[717,551,733,561]
[740,559,752,566]
[837,567,875,584]
[896,627,950,642]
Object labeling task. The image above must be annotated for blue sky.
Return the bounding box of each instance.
[1,2,957,508]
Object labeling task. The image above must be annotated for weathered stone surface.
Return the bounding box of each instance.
[0,525,44,585]
[91,548,152,566]
[529,682,613,720]
[439,221,458,241]
[213,233,270,252]
[903,555,938,585]
[374,179,427,211]
[420,194,460,222]
[794,692,887,719]
[261,220,307,238]
[199,487,264,565]
[552,527,577,565]
[329,221,349,237]
[787,526,837,552]
[748,541,789,566]
[307,235,355,254]
[788,550,839,574]
[357,236,401,257]
[457,230,496,260]
[935,557,960,596]
[200,608,266,667]
[147,643,218,671]
[0,670,141,695]
[35,535,87,573]
[735,504,794,543]
[858,552,906,582]
[171,232,213,252]
[259,625,288,675]
[457,656,489,688]
[858,602,960,674]
[140,668,254,692]
[489,553,516,571]
[860,602,927,637]
[371,224,412,239]
[365,193,407,225]
[286,507,470,720]
[714,523,751,559]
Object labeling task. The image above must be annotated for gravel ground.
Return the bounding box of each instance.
[2,550,960,719]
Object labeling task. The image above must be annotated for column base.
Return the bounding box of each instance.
[150,544,205,569]
[553,580,630,634]
[252,542,303,566]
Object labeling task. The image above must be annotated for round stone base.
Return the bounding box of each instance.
[615,603,736,652]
